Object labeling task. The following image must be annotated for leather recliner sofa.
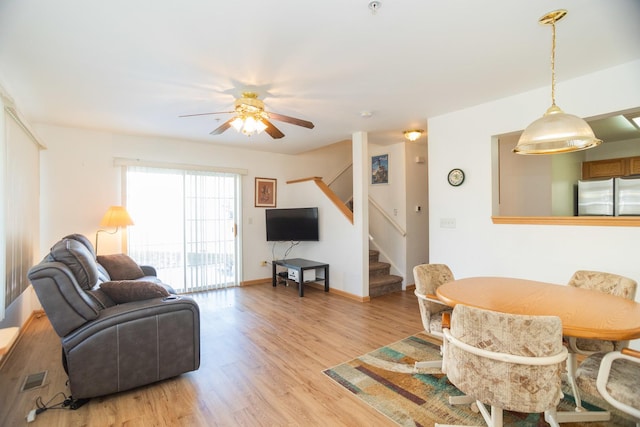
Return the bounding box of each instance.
[27,234,200,400]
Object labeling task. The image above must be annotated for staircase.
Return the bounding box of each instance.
[369,249,403,297]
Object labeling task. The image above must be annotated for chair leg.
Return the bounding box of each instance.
[545,408,560,427]
[449,394,475,406]
[566,353,584,410]
[476,402,503,427]
[555,353,611,423]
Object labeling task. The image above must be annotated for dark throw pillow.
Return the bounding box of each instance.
[97,254,145,280]
[100,280,170,304]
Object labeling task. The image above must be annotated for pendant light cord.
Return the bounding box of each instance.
[550,20,557,107]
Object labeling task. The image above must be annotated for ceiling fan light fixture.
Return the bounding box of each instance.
[232,114,267,136]
[404,129,424,142]
[256,119,267,134]
[181,91,313,139]
[513,9,601,155]
[231,116,244,132]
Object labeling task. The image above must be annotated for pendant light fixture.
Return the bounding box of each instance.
[513,9,601,155]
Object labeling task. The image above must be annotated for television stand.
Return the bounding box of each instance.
[272,258,329,297]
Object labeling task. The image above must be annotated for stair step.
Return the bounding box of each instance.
[369,261,391,277]
[369,274,403,298]
[368,248,402,298]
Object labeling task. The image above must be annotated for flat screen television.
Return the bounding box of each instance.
[265,207,319,241]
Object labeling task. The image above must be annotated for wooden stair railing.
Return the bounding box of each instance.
[287,177,353,224]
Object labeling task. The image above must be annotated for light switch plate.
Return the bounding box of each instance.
[440,218,456,228]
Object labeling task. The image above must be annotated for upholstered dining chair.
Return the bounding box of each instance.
[567,270,637,355]
[575,348,640,426]
[564,270,637,412]
[438,304,568,427]
[413,264,454,370]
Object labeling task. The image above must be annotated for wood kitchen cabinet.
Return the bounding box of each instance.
[582,156,640,180]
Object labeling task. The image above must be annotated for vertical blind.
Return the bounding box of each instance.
[2,109,40,318]
[125,165,240,293]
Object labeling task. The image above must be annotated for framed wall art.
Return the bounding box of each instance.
[255,177,277,207]
[371,154,389,185]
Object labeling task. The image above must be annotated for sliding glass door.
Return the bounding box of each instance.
[125,166,240,293]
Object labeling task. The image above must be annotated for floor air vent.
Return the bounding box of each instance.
[21,371,47,392]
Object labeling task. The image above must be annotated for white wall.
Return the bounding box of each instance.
[404,141,429,284]
[428,60,640,347]
[0,94,5,322]
[35,124,368,296]
[295,139,352,181]
[550,153,582,216]
[499,134,553,216]
[280,180,363,296]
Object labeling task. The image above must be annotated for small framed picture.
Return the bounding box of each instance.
[371,154,389,185]
[255,177,277,207]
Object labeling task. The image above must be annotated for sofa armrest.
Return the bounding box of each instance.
[61,296,200,399]
[140,265,157,277]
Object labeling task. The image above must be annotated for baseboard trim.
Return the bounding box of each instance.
[241,278,271,287]
[327,287,370,302]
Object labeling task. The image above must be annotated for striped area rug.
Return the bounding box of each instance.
[323,332,633,426]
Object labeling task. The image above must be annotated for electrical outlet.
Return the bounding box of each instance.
[260,260,267,267]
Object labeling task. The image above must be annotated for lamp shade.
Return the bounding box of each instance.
[513,105,602,155]
[99,206,134,228]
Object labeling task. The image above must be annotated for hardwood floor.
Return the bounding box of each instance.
[0,283,424,426]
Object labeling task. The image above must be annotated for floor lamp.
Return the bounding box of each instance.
[95,206,134,255]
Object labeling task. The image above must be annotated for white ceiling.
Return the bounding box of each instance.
[1,0,639,154]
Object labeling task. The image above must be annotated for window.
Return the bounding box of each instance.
[125,165,241,293]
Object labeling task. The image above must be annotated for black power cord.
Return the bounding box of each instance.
[27,391,83,422]
[27,392,64,422]
[35,391,70,412]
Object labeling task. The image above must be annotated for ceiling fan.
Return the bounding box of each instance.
[179,92,314,139]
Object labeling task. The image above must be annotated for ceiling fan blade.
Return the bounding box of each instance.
[263,119,285,139]
[267,112,315,129]
[179,111,234,118]
[210,118,234,135]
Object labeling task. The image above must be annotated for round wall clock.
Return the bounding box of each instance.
[447,168,465,186]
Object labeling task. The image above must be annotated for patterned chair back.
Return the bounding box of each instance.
[413,264,454,335]
[568,270,637,352]
[443,304,565,414]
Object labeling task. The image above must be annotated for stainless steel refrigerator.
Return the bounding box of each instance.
[615,177,640,215]
[577,178,614,216]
